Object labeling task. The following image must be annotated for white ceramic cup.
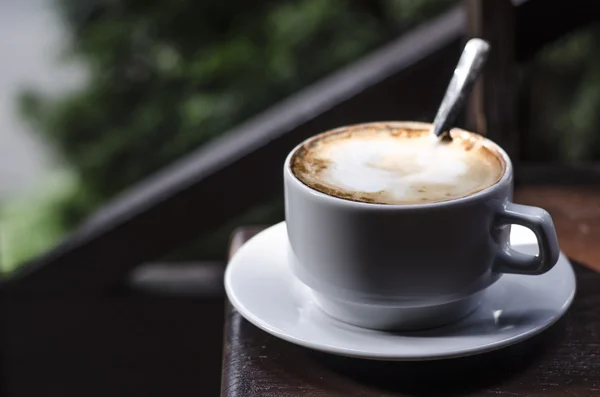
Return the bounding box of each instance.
[284,122,560,330]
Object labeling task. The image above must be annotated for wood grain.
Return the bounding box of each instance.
[515,186,600,272]
[466,0,519,160]
[222,186,600,397]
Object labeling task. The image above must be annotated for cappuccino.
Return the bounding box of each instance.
[291,122,505,205]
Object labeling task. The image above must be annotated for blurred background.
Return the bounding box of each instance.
[2,1,600,396]
[2,0,599,273]
[0,0,451,270]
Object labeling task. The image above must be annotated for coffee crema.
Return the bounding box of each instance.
[290,122,505,205]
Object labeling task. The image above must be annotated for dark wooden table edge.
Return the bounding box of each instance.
[221,226,268,396]
[220,209,600,396]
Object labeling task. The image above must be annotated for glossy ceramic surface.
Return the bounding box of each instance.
[225,222,575,361]
[284,123,560,331]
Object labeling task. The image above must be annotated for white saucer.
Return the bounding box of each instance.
[225,222,576,361]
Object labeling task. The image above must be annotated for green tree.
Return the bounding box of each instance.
[524,24,600,162]
[6,0,455,269]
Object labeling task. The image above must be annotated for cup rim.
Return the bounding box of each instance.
[284,121,513,210]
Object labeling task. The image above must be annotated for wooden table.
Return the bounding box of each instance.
[221,186,600,397]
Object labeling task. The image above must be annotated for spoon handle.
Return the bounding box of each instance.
[431,38,490,138]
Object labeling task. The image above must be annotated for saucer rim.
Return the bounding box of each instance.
[225,222,576,361]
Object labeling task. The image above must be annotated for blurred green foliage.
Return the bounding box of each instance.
[524,24,600,163]
[3,0,455,270]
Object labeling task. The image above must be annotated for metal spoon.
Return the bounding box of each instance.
[430,38,490,139]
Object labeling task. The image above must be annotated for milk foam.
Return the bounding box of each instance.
[292,125,504,205]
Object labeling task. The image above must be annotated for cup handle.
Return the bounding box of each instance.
[493,202,560,275]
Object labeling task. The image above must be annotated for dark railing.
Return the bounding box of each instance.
[2,1,600,395]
